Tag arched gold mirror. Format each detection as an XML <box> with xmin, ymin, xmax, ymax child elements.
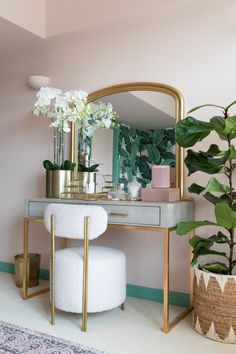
<box><xmin>71</xmin><ymin>82</ymin><xmax>184</xmax><ymax>196</ymax></box>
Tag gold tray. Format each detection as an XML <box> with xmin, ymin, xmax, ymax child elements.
<box><xmin>61</xmin><ymin>192</ymin><xmax>108</xmax><ymax>201</ymax></box>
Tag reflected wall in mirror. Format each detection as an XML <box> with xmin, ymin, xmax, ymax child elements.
<box><xmin>71</xmin><ymin>83</ymin><xmax>184</xmax><ymax>195</ymax></box>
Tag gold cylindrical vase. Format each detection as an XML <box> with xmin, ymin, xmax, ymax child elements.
<box><xmin>46</xmin><ymin>170</ymin><xmax>72</xmax><ymax>198</ymax></box>
<box><xmin>73</xmin><ymin>172</ymin><xmax>97</xmax><ymax>194</ymax></box>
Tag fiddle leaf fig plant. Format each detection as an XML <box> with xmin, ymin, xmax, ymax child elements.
<box><xmin>176</xmin><ymin>100</ymin><xmax>236</xmax><ymax>275</ymax></box>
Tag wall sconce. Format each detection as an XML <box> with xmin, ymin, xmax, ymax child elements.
<box><xmin>27</xmin><ymin>75</ymin><xmax>50</xmax><ymax>90</ymax></box>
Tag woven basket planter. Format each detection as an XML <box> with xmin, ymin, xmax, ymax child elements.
<box><xmin>193</xmin><ymin>266</ymin><xmax>236</xmax><ymax>343</ymax></box>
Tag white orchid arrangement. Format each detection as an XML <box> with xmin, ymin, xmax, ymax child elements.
<box><xmin>33</xmin><ymin>87</ymin><xmax>117</xmax><ymax>138</ymax></box>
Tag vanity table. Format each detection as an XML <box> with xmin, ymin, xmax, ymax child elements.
<box><xmin>23</xmin><ymin>197</ymin><xmax>194</xmax><ymax>333</ymax></box>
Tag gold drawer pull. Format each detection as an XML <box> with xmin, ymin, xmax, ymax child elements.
<box><xmin>109</xmin><ymin>212</ymin><xmax>129</xmax><ymax>217</ymax></box>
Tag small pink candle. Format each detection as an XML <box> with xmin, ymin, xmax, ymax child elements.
<box><xmin>152</xmin><ymin>165</ymin><xmax>171</xmax><ymax>188</ymax></box>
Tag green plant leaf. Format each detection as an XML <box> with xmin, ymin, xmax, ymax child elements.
<box><xmin>230</xmin><ymin>145</ymin><xmax>236</xmax><ymax>160</ymax></box>
<box><xmin>209</xmin><ymin>231</ymin><xmax>229</xmax><ymax>244</ymax></box>
<box><xmin>204</xmin><ymin>177</ymin><xmax>230</xmax><ymax>193</ymax></box>
<box><xmin>215</xmin><ymin>202</ymin><xmax>236</xmax><ymax>228</ymax></box>
<box><xmin>176</xmin><ymin>117</ymin><xmax>212</xmax><ymax>148</ymax></box>
<box><xmin>210</xmin><ymin>116</ymin><xmax>227</xmax><ymax>140</ymax></box>
<box><xmin>205</xmin><ymin>144</ymin><xmax>222</xmax><ymax>157</ymax></box>
<box><xmin>146</xmin><ymin>145</ymin><xmax>160</xmax><ymax>164</ymax></box>
<box><xmin>203</xmin><ymin>192</ymin><xmax>231</xmax><ymax>205</ymax></box>
<box><xmin>62</xmin><ymin>160</ymin><xmax>76</xmax><ymax>171</ymax></box>
<box><xmin>187</xmin><ymin>104</ymin><xmax>224</xmax><ymax>114</ymax></box>
<box><xmin>224</xmin><ymin>116</ymin><xmax>236</xmax><ymax>138</ymax></box>
<box><xmin>188</xmin><ymin>183</ymin><xmax>205</xmax><ymax>194</ymax></box>
<box><xmin>201</xmin><ymin>262</ymin><xmax>229</xmax><ymax>274</ymax></box>
<box><xmin>189</xmin><ymin>235</ymin><xmax>214</xmax><ymax>250</ymax></box>
<box><xmin>77</xmin><ymin>164</ymin><xmax>99</xmax><ymax>172</ymax></box>
<box><xmin>184</xmin><ymin>150</ymin><xmax>225</xmax><ymax>175</ymax></box>
<box><xmin>135</xmin><ymin>156</ymin><xmax>151</xmax><ymax>180</ymax></box>
<box><xmin>153</xmin><ymin>129</ymin><xmax>165</xmax><ymax>145</ymax></box>
<box><xmin>43</xmin><ymin>160</ymin><xmax>60</xmax><ymax>170</ymax></box>
<box><xmin>193</xmin><ymin>248</ymin><xmax>227</xmax><ymax>258</ymax></box>
<box><xmin>43</xmin><ymin>160</ymin><xmax>54</xmax><ymax>170</ymax></box>
<box><xmin>176</xmin><ymin>220</ymin><xmax>216</xmax><ymax>235</ymax></box>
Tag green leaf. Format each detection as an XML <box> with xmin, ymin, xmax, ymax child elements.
<box><xmin>204</xmin><ymin>177</ymin><xmax>230</xmax><ymax>193</ymax></box>
<box><xmin>201</xmin><ymin>262</ymin><xmax>229</xmax><ymax>274</ymax></box>
<box><xmin>205</xmin><ymin>144</ymin><xmax>222</xmax><ymax>157</ymax></box>
<box><xmin>184</xmin><ymin>150</ymin><xmax>225</xmax><ymax>175</ymax></box>
<box><xmin>230</xmin><ymin>145</ymin><xmax>236</xmax><ymax>160</ymax></box>
<box><xmin>193</xmin><ymin>248</ymin><xmax>227</xmax><ymax>258</ymax></box>
<box><xmin>210</xmin><ymin>116</ymin><xmax>227</xmax><ymax>139</ymax></box>
<box><xmin>62</xmin><ymin>160</ymin><xmax>76</xmax><ymax>171</ymax></box>
<box><xmin>189</xmin><ymin>235</ymin><xmax>214</xmax><ymax>250</ymax></box>
<box><xmin>77</xmin><ymin>164</ymin><xmax>99</xmax><ymax>172</ymax></box>
<box><xmin>209</xmin><ymin>231</ymin><xmax>229</xmax><ymax>244</ymax></box>
<box><xmin>232</xmin><ymin>203</ymin><xmax>236</xmax><ymax>212</ymax></box>
<box><xmin>203</xmin><ymin>192</ymin><xmax>231</xmax><ymax>205</ymax></box>
<box><xmin>146</xmin><ymin>145</ymin><xmax>160</xmax><ymax>164</ymax></box>
<box><xmin>188</xmin><ymin>183</ymin><xmax>205</xmax><ymax>195</ymax></box>
<box><xmin>224</xmin><ymin>116</ymin><xmax>236</xmax><ymax>138</ymax></box>
<box><xmin>153</xmin><ymin>129</ymin><xmax>165</xmax><ymax>145</ymax></box>
<box><xmin>187</xmin><ymin>104</ymin><xmax>224</xmax><ymax>114</ymax></box>
<box><xmin>135</xmin><ymin>156</ymin><xmax>151</xmax><ymax>180</ymax></box>
<box><xmin>215</xmin><ymin>202</ymin><xmax>236</xmax><ymax>228</ymax></box>
<box><xmin>43</xmin><ymin>160</ymin><xmax>54</xmax><ymax>170</ymax></box>
<box><xmin>176</xmin><ymin>117</ymin><xmax>212</xmax><ymax>148</ymax></box>
<box><xmin>176</xmin><ymin>220</ymin><xmax>216</xmax><ymax>235</ymax></box>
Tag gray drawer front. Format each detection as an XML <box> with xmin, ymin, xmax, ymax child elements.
<box><xmin>27</xmin><ymin>201</ymin><xmax>49</xmax><ymax>217</ymax></box>
<box><xmin>27</xmin><ymin>201</ymin><xmax>160</xmax><ymax>226</ymax></box>
<box><xmin>101</xmin><ymin>204</ymin><xmax>160</xmax><ymax>226</ymax></box>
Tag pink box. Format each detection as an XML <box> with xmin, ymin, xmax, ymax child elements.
<box><xmin>152</xmin><ymin>165</ymin><xmax>176</xmax><ymax>188</ymax></box>
<box><xmin>141</xmin><ymin>187</ymin><xmax>180</xmax><ymax>202</ymax></box>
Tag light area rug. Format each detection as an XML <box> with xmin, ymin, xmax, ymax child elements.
<box><xmin>0</xmin><ymin>320</ymin><xmax>109</xmax><ymax>354</ymax></box>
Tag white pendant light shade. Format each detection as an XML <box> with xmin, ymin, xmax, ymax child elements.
<box><xmin>28</xmin><ymin>75</ymin><xmax>50</xmax><ymax>90</ymax></box>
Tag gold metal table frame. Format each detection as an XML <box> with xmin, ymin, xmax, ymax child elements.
<box><xmin>22</xmin><ymin>216</ymin><xmax>193</xmax><ymax>334</ymax></box>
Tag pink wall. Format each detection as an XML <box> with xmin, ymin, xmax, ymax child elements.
<box><xmin>0</xmin><ymin>2</ymin><xmax>236</xmax><ymax>292</ymax></box>
<box><xmin>0</xmin><ymin>0</ymin><xmax>45</xmax><ymax>37</ymax></box>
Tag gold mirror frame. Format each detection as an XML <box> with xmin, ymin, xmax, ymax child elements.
<box><xmin>71</xmin><ymin>82</ymin><xmax>184</xmax><ymax>196</ymax></box>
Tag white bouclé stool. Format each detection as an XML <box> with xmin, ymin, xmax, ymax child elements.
<box><xmin>44</xmin><ymin>203</ymin><xmax>126</xmax><ymax>331</ymax></box>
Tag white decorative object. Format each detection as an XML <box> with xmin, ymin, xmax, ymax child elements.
<box><xmin>55</xmin><ymin>246</ymin><xmax>126</xmax><ymax>313</ymax></box>
<box><xmin>32</xmin><ymin>87</ymin><xmax>117</xmax><ymax>166</ymax></box>
<box><xmin>44</xmin><ymin>204</ymin><xmax>126</xmax><ymax>318</ymax></box>
<box><xmin>127</xmin><ymin>179</ymin><xmax>141</xmax><ymax>200</ymax></box>
<box><xmin>27</xmin><ymin>75</ymin><xmax>50</xmax><ymax>90</ymax></box>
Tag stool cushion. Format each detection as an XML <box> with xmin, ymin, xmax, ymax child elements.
<box><xmin>54</xmin><ymin>246</ymin><xmax>126</xmax><ymax>313</ymax></box>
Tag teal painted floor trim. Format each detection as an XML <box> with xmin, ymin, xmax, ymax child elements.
<box><xmin>0</xmin><ymin>262</ymin><xmax>15</xmax><ymax>274</ymax></box>
<box><xmin>127</xmin><ymin>284</ymin><xmax>189</xmax><ymax>308</ymax></box>
<box><xmin>0</xmin><ymin>262</ymin><xmax>189</xmax><ymax>307</ymax></box>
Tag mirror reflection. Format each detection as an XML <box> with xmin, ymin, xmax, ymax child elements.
<box><xmin>71</xmin><ymin>83</ymin><xmax>184</xmax><ymax>195</ymax></box>
<box><xmin>90</xmin><ymin>90</ymin><xmax>176</xmax><ymax>192</ymax></box>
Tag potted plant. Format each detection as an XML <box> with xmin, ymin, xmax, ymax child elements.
<box><xmin>43</xmin><ymin>160</ymin><xmax>76</xmax><ymax>198</ymax></box>
<box><xmin>32</xmin><ymin>87</ymin><xmax>117</xmax><ymax>197</ymax></box>
<box><xmin>176</xmin><ymin>100</ymin><xmax>236</xmax><ymax>343</ymax></box>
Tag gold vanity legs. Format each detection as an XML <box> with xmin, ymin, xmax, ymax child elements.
<box><xmin>162</xmin><ymin>226</ymin><xmax>193</xmax><ymax>333</ymax></box>
<box><xmin>50</xmin><ymin>214</ymin><xmax>55</xmax><ymax>325</ymax></box>
<box><xmin>82</xmin><ymin>216</ymin><xmax>89</xmax><ymax>332</ymax></box>
<box><xmin>22</xmin><ymin>217</ymin><xmax>49</xmax><ymax>300</ymax></box>
<box><xmin>163</xmin><ymin>228</ymin><xmax>170</xmax><ymax>333</ymax></box>
<box><xmin>22</xmin><ymin>218</ymin><xmax>193</xmax><ymax>333</ymax></box>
